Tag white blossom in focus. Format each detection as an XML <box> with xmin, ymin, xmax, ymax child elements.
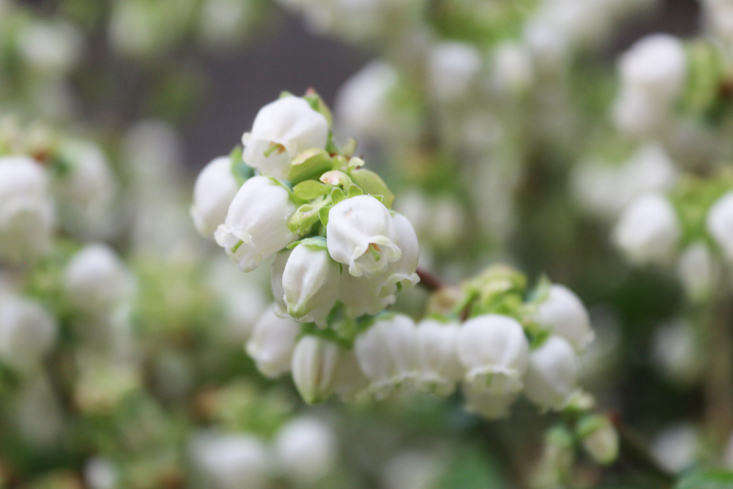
<box><xmin>457</xmin><ymin>314</ymin><xmax>529</xmax><ymax>395</ymax></box>
<box><xmin>215</xmin><ymin>176</ymin><xmax>298</xmax><ymax>271</ymax></box>
<box><xmin>327</xmin><ymin>195</ymin><xmax>400</xmax><ymax>277</ymax></box>
<box><xmin>354</xmin><ymin>314</ymin><xmax>419</xmax><ymax>398</ymax></box>
<box><xmin>291</xmin><ymin>335</ymin><xmax>341</xmax><ymax>403</ymax></box>
<box><xmin>613</xmin><ymin>194</ymin><xmax>680</xmax><ymax>265</ymax></box>
<box><xmin>246</xmin><ymin>305</ymin><xmax>301</xmax><ymax>378</ymax></box>
<box><xmin>706</xmin><ymin>191</ymin><xmax>733</xmax><ymax>263</ymax></box>
<box><xmin>275</xmin><ymin>416</ymin><xmax>337</xmax><ymax>483</ymax></box>
<box><xmin>533</xmin><ymin>284</ymin><xmax>594</xmax><ymax>351</ymax></box>
<box><xmin>191</xmin><ymin>156</ymin><xmax>240</xmax><ymax>239</ymax></box>
<box><xmin>0</xmin><ymin>156</ymin><xmax>55</xmax><ymax>263</ymax></box>
<box><xmin>242</xmin><ymin>96</ymin><xmax>329</xmax><ymax>180</ymax></box>
<box><xmin>524</xmin><ymin>336</ymin><xmax>578</xmax><ymax>411</ymax></box>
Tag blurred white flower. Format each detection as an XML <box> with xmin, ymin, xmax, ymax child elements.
<box><xmin>13</xmin><ymin>374</ymin><xmax>64</xmax><ymax>447</ymax></box>
<box><xmin>706</xmin><ymin>191</ymin><xmax>733</xmax><ymax>263</ymax></box>
<box><xmin>280</xmin><ymin>243</ymin><xmax>340</xmax><ymax>327</ymax></box>
<box><xmin>651</xmin><ymin>424</ymin><xmax>698</xmax><ymax>473</ymax></box>
<box><xmin>190</xmin><ymin>432</ymin><xmax>270</xmax><ymax>489</ymax></box>
<box><xmin>579</xmin><ymin>416</ymin><xmax>619</xmax><ymax>465</ymax></box>
<box><xmin>614</xmin><ymin>194</ymin><xmax>680</xmax><ymax>265</ymax></box>
<box><xmin>215</xmin><ymin>176</ymin><xmax>297</xmax><ymax>272</ymax></box>
<box><xmin>524</xmin><ymin>336</ymin><xmax>578</xmax><ymax>411</ymax></box>
<box><xmin>652</xmin><ymin>320</ymin><xmax>701</xmax><ymax>385</ymax></box>
<box><xmin>17</xmin><ymin>20</ymin><xmax>82</xmax><ymax>74</ymax></box>
<box><xmin>677</xmin><ymin>242</ymin><xmax>716</xmax><ymax>302</ymax></box>
<box><xmin>199</xmin><ymin>0</ymin><xmax>250</xmax><ymax>46</ymax></box>
<box><xmin>415</xmin><ymin>319</ymin><xmax>463</xmax><ymax>396</ymax></box>
<box><xmin>242</xmin><ymin>96</ymin><xmax>329</xmax><ymax>180</ymax></box>
<box><xmin>275</xmin><ymin>416</ymin><xmax>336</xmax><ymax>483</ymax></box>
<box><xmin>457</xmin><ymin>314</ymin><xmax>529</xmax><ymax>395</ymax></box>
<box><xmin>327</xmin><ymin>195</ymin><xmax>400</xmax><ymax>277</ymax></box>
<box><xmin>533</xmin><ymin>284</ymin><xmax>594</xmax><ymax>351</ymax></box>
<box><xmin>191</xmin><ymin>156</ymin><xmax>240</xmax><ymax>239</ymax></box>
<box><xmin>84</xmin><ymin>457</ymin><xmax>119</xmax><ymax>489</ymax></box>
<box><xmin>354</xmin><ymin>314</ymin><xmax>419</xmax><ymax>398</ymax></box>
<box><xmin>462</xmin><ymin>381</ymin><xmax>518</xmax><ymax>420</ymax></box>
<box><xmin>383</xmin><ymin>450</ymin><xmax>444</xmax><ymax>489</ymax></box>
<box><xmin>0</xmin><ymin>156</ymin><xmax>54</xmax><ymax>263</ymax></box>
<box><xmin>332</xmin><ymin>348</ymin><xmax>369</xmax><ymax>402</ymax></box>
<box><xmin>335</xmin><ymin>61</ymin><xmax>398</xmax><ymax>141</ymax></box>
<box><xmin>0</xmin><ymin>294</ymin><xmax>57</xmax><ymax>373</ymax></box>
<box><xmin>428</xmin><ymin>42</ymin><xmax>482</xmax><ymax>102</ymax></box>
<box><xmin>246</xmin><ymin>305</ymin><xmax>301</xmax><ymax>378</ymax></box>
<box><xmin>703</xmin><ymin>0</ymin><xmax>733</xmax><ymax>43</ymax></box>
<box><xmin>618</xmin><ymin>34</ymin><xmax>686</xmax><ymax>102</ymax></box>
<box><xmin>492</xmin><ymin>41</ymin><xmax>534</xmax><ymax>94</ymax></box>
<box><xmin>291</xmin><ymin>335</ymin><xmax>341</xmax><ymax>403</ymax></box>
<box><xmin>64</xmin><ymin>244</ymin><xmax>134</xmax><ymax>316</ymax></box>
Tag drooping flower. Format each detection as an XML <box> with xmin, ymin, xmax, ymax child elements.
<box><xmin>613</xmin><ymin>193</ymin><xmax>680</xmax><ymax>265</ymax></box>
<box><xmin>523</xmin><ymin>336</ymin><xmax>579</xmax><ymax>411</ymax></box>
<box><xmin>291</xmin><ymin>335</ymin><xmax>341</xmax><ymax>403</ymax></box>
<box><xmin>0</xmin><ymin>293</ymin><xmax>57</xmax><ymax>373</ymax></box>
<box><xmin>246</xmin><ymin>305</ymin><xmax>301</xmax><ymax>378</ymax></box>
<box><xmin>415</xmin><ymin>319</ymin><xmax>463</xmax><ymax>396</ymax></box>
<box><xmin>533</xmin><ymin>284</ymin><xmax>594</xmax><ymax>351</ymax></box>
<box><xmin>191</xmin><ymin>156</ymin><xmax>240</xmax><ymax>239</ymax></box>
<box><xmin>215</xmin><ymin>175</ymin><xmax>298</xmax><ymax>272</ymax></box>
<box><xmin>189</xmin><ymin>432</ymin><xmax>270</xmax><ymax>489</ymax></box>
<box><xmin>275</xmin><ymin>416</ymin><xmax>336</xmax><ymax>484</ymax></box>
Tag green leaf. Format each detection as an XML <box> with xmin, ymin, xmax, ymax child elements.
<box><xmin>676</xmin><ymin>470</ymin><xmax>733</xmax><ymax>489</ymax></box>
<box><xmin>349</xmin><ymin>168</ymin><xmax>394</xmax><ymax>208</ymax></box>
<box><xmin>292</xmin><ymin>180</ymin><xmax>330</xmax><ymax>201</ymax></box>
<box><xmin>288</xmin><ymin>149</ymin><xmax>334</xmax><ymax>184</ymax></box>
<box><xmin>230</xmin><ymin>145</ymin><xmax>254</xmax><ymax>185</ymax></box>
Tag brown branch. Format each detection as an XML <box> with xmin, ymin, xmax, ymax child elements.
<box><xmin>416</xmin><ymin>267</ymin><xmax>444</xmax><ymax>291</ymax></box>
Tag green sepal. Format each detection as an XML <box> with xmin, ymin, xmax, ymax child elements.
<box><xmin>288</xmin><ymin>148</ymin><xmax>334</xmax><ymax>184</ymax></box>
<box><xmin>292</xmin><ymin>180</ymin><xmax>330</xmax><ymax>201</ymax></box>
<box><xmin>279</xmin><ymin>90</ymin><xmax>295</xmax><ymax>99</ymax></box>
<box><xmin>303</xmin><ymin>89</ymin><xmax>333</xmax><ymax>126</ymax></box>
<box><xmin>229</xmin><ymin>145</ymin><xmax>254</xmax><ymax>185</ymax></box>
<box><xmin>286</xmin><ymin>236</ymin><xmax>327</xmax><ymax>251</ymax></box>
<box><xmin>288</xmin><ymin>197</ymin><xmax>329</xmax><ymax>235</ymax></box>
<box><xmin>576</xmin><ymin>414</ymin><xmax>608</xmax><ymax>439</ymax></box>
<box><xmin>349</xmin><ymin>168</ymin><xmax>395</xmax><ymax>208</ymax></box>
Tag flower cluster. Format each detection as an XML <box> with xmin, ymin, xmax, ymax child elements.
<box><xmin>192</xmin><ymin>92</ymin><xmax>420</xmax><ymax>330</ymax></box>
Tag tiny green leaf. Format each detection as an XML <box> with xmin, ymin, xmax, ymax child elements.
<box><xmin>288</xmin><ymin>148</ymin><xmax>334</xmax><ymax>184</ymax></box>
<box><xmin>293</xmin><ymin>180</ymin><xmax>330</xmax><ymax>201</ymax></box>
<box><xmin>349</xmin><ymin>168</ymin><xmax>394</xmax><ymax>208</ymax></box>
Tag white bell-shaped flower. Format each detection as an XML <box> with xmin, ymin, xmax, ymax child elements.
<box><xmin>677</xmin><ymin>242</ymin><xmax>716</xmax><ymax>302</ymax></box>
<box><xmin>457</xmin><ymin>314</ymin><xmax>529</xmax><ymax>395</ymax></box>
<box><xmin>84</xmin><ymin>457</ymin><xmax>119</xmax><ymax>489</ymax></box>
<box><xmin>191</xmin><ymin>156</ymin><xmax>240</xmax><ymax>239</ymax></box>
<box><xmin>354</xmin><ymin>314</ymin><xmax>419</xmax><ymax>398</ymax></box>
<box><xmin>613</xmin><ymin>193</ymin><xmax>680</xmax><ymax>265</ymax></box>
<box><xmin>189</xmin><ymin>432</ymin><xmax>270</xmax><ymax>489</ymax></box>
<box><xmin>650</xmin><ymin>424</ymin><xmax>698</xmax><ymax>473</ymax></box>
<box><xmin>707</xmin><ymin>191</ymin><xmax>733</xmax><ymax>263</ymax></box>
<box><xmin>327</xmin><ymin>195</ymin><xmax>400</xmax><ymax>277</ymax></box>
<box><xmin>379</xmin><ymin>212</ymin><xmax>420</xmax><ymax>295</ymax></box>
<box><xmin>428</xmin><ymin>42</ymin><xmax>482</xmax><ymax>102</ymax></box>
<box><xmin>280</xmin><ymin>242</ymin><xmax>340</xmax><ymax>327</ymax></box>
<box><xmin>0</xmin><ymin>156</ymin><xmax>54</xmax><ymax>263</ymax></box>
<box><xmin>462</xmin><ymin>380</ymin><xmax>518</xmax><ymax>420</ymax></box>
<box><xmin>524</xmin><ymin>336</ymin><xmax>579</xmax><ymax>411</ymax></box>
<box><xmin>533</xmin><ymin>284</ymin><xmax>594</xmax><ymax>351</ymax></box>
<box><xmin>332</xmin><ymin>348</ymin><xmax>369</xmax><ymax>402</ymax></box>
<box><xmin>382</xmin><ymin>451</ymin><xmax>444</xmax><ymax>489</ymax></box>
<box><xmin>291</xmin><ymin>335</ymin><xmax>341</xmax><ymax>403</ymax></box>
<box><xmin>0</xmin><ymin>294</ymin><xmax>57</xmax><ymax>373</ymax></box>
<box><xmin>215</xmin><ymin>175</ymin><xmax>298</xmax><ymax>272</ymax></box>
<box><xmin>242</xmin><ymin>96</ymin><xmax>329</xmax><ymax>180</ymax></box>
<box><xmin>339</xmin><ymin>272</ymin><xmax>396</xmax><ymax>318</ymax></box>
<box><xmin>246</xmin><ymin>305</ymin><xmax>301</xmax><ymax>378</ymax></box>
<box><xmin>275</xmin><ymin>416</ymin><xmax>336</xmax><ymax>484</ymax></box>
<box><xmin>618</xmin><ymin>34</ymin><xmax>686</xmax><ymax>102</ymax></box>
<box><xmin>64</xmin><ymin>243</ymin><xmax>134</xmax><ymax>316</ymax></box>
<box><xmin>415</xmin><ymin>319</ymin><xmax>463</xmax><ymax>396</ymax></box>
<box><xmin>17</xmin><ymin>20</ymin><xmax>82</xmax><ymax>75</ymax></box>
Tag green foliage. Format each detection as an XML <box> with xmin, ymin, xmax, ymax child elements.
<box><xmin>675</xmin><ymin>470</ymin><xmax>733</xmax><ymax>489</ymax></box>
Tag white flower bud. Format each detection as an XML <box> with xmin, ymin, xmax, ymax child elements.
<box><xmin>275</xmin><ymin>416</ymin><xmax>336</xmax><ymax>484</ymax></box>
<box><xmin>379</xmin><ymin>212</ymin><xmax>420</xmax><ymax>294</ymax></box>
<box><xmin>190</xmin><ymin>432</ymin><xmax>270</xmax><ymax>489</ymax></box>
<box><xmin>462</xmin><ymin>380</ymin><xmax>518</xmax><ymax>420</ymax></box>
<box><xmin>64</xmin><ymin>244</ymin><xmax>134</xmax><ymax>316</ymax></box>
<box><xmin>677</xmin><ymin>242</ymin><xmax>716</xmax><ymax>302</ymax></box>
<box><xmin>0</xmin><ymin>156</ymin><xmax>54</xmax><ymax>263</ymax></box>
<box><xmin>428</xmin><ymin>42</ymin><xmax>482</xmax><ymax>102</ymax></box>
<box><xmin>383</xmin><ymin>451</ymin><xmax>444</xmax><ymax>489</ymax></box>
<box><xmin>291</xmin><ymin>335</ymin><xmax>341</xmax><ymax>403</ymax></box>
<box><xmin>191</xmin><ymin>156</ymin><xmax>240</xmax><ymax>239</ymax></box>
<box><xmin>281</xmin><ymin>243</ymin><xmax>340</xmax><ymax>327</ymax></box>
<box><xmin>457</xmin><ymin>314</ymin><xmax>529</xmax><ymax>395</ymax></box>
<box><xmin>242</xmin><ymin>96</ymin><xmax>329</xmax><ymax>180</ymax></box>
<box><xmin>0</xmin><ymin>294</ymin><xmax>57</xmax><ymax>373</ymax></box>
<box><xmin>84</xmin><ymin>457</ymin><xmax>119</xmax><ymax>489</ymax></box>
<box><xmin>335</xmin><ymin>61</ymin><xmax>398</xmax><ymax>140</ymax></box>
<box><xmin>621</xmin><ymin>144</ymin><xmax>678</xmax><ymax>203</ymax></box>
<box><xmin>215</xmin><ymin>176</ymin><xmax>298</xmax><ymax>271</ymax></box>
<box><xmin>524</xmin><ymin>336</ymin><xmax>578</xmax><ymax>411</ymax></box>
<box><xmin>492</xmin><ymin>41</ymin><xmax>533</xmax><ymax>93</ymax></box>
<box><xmin>246</xmin><ymin>305</ymin><xmax>301</xmax><ymax>378</ymax></box>
<box><xmin>652</xmin><ymin>320</ymin><xmax>701</xmax><ymax>385</ymax></box>
<box><xmin>354</xmin><ymin>314</ymin><xmax>419</xmax><ymax>398</ymax></box>
<box><xmin>327</xmin><ymin>195</ymin><xmax>400</xmax><ymax>277</ymax></box>
<box><xmin>415</xmin><ymin>319</ymin><xmax>463</xmax><ymax>396</ymax></box>
<box><xmin>612</xmin><ymin>87</ymin><xmax>667</xmax><ymax>136</ymax></box>
<box><xmin>707</xmin><ymin>192</ymin><xmax>733</xmax><ymax>263</ymax></box>
<box><xmin>17</xmin><ymin>20</ymin><xmax>82</xmax><ymax>74</ymax></box>
<box><xmin>534</xmin><ymin>284</ymin><xmax>594</xmax><ymax>352</ymax></box>
<box><xmin>619</xmin><ymin>34</ymin><xmax>686</xmax><ymax>102</ymax></box>
<box><xmin>651</xmin><ymin>424</ymin><xmax>698</xmax><ymax>473</ymax></box>
<box><xmin>613</xmin><ymin>194</ymin><xmax>680</xmax><ymax>265</ymax></box>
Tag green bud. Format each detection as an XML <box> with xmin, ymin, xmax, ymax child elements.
<box><xmin>349</xmin><ymin>168</ymin><xmax>394</xmax><ymax>208</ymax></box>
